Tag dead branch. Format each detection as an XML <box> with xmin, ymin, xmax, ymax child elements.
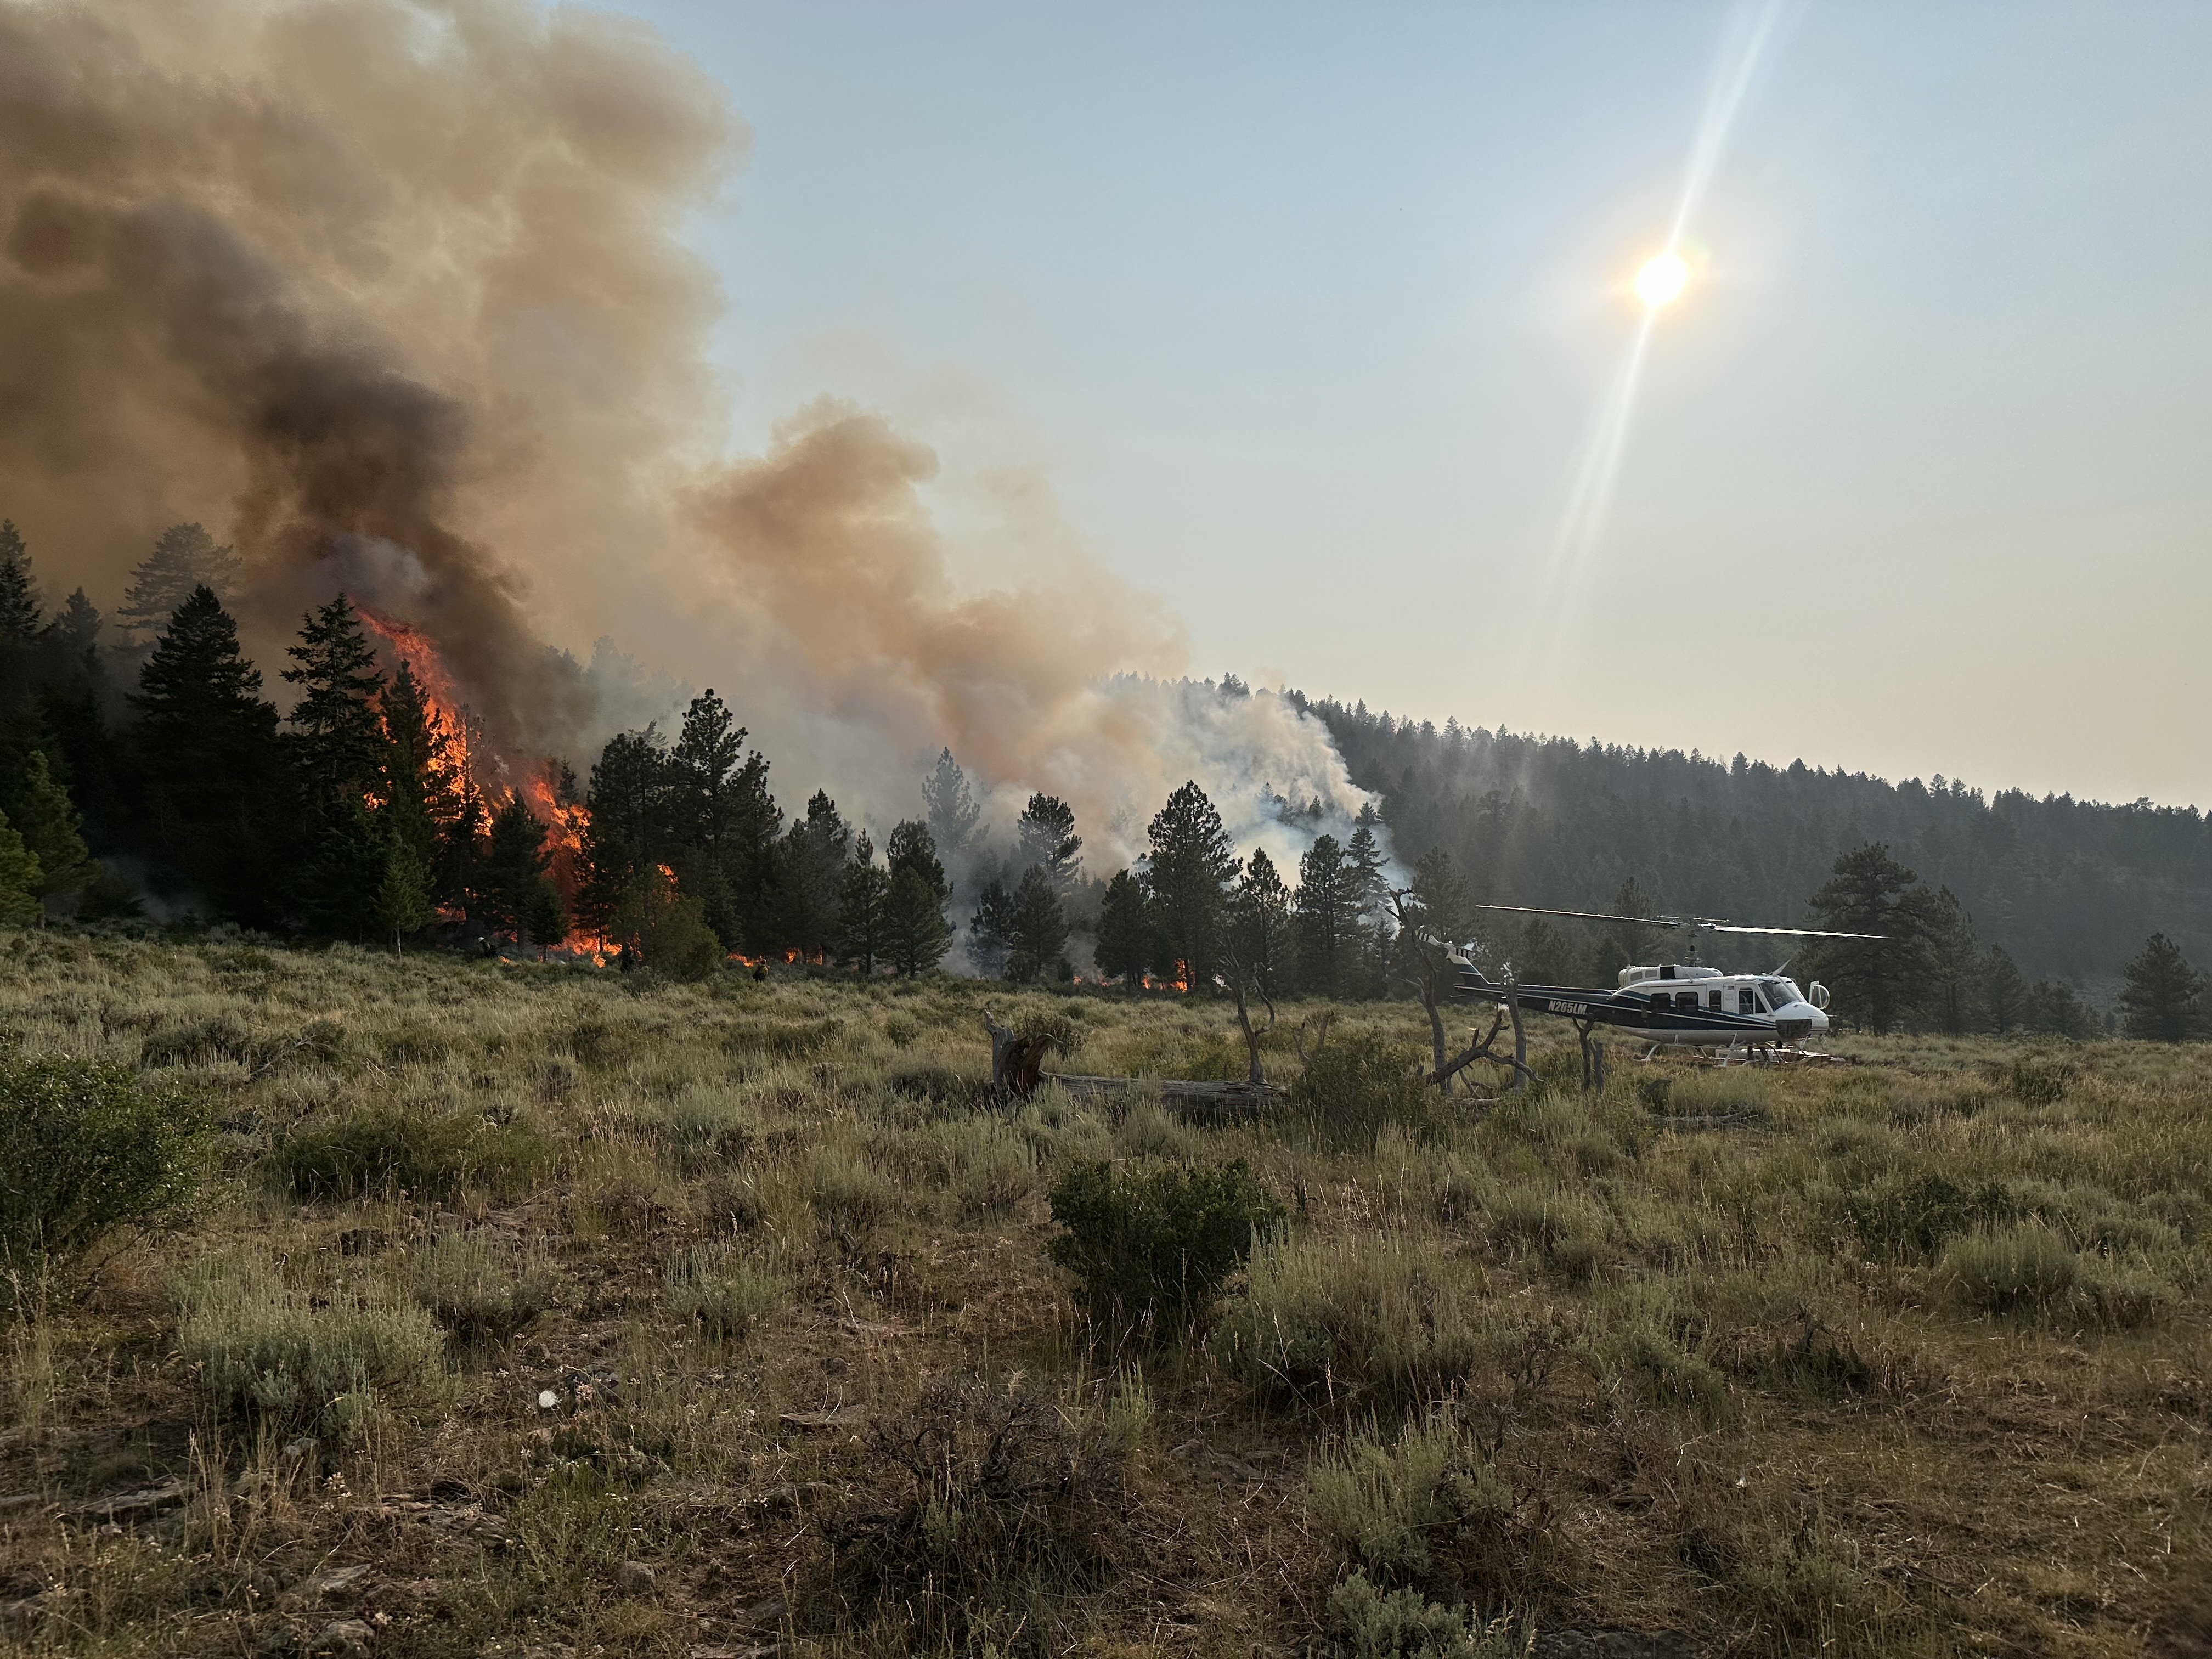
<box><xmin>1294</xmin><ymin>1011</ymin><xmax>1336</xmax><ymax>1071</ymax></box>
<box><xmin>1431</xmin><ymin>1006</ymin><xmax>1536</xmax><ymax>1093</ymax></box>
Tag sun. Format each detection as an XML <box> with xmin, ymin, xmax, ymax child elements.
<box><xmin>1634</xmin><ymin>251</ymin><xmax>1689</xmax><ymax>308</ymax></box>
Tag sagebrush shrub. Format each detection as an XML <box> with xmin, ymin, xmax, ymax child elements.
<box><xmin>807</xmin><ymin>1142</ymin><xmax>895</xmax><ymax>1244</ymax></box>
<box><xmin>173</xmin><ymin>1252</ymin><xmax>444</xmax><ymax>1438</ymax></box>
<box><xmin>1940</xmin><ymin>1224</ymin><xmax>2171</xmax><ymax>1329</ymax></box>
<box><xmin>413</xmin><ymin>1231</ymin><xmax>554</xmax><ymax>1344</ymax></box>
<box><xmin>1306</xmin><ymin>1413</ymin><xmax>1520</xmax><ymax>1598</ymax></box>
<box><xmin>0</xmin><ymin>1051</ymin><xmax>208</xmax><ymax>1301</ymax></box>
<box><xmin>272</xmin><ymin>1105</ymin><xmax>545</xmax><ymax>1201</ymax></box>
<box><xmin>1290</xmin><ymin>1031</ymin><xmax>1436</xmax><ymax>1152</ymax></box>
<box><xmin>1218</xmin><ymin>1232</ymin><xmax>1481</xmax><ymax>1410</ymax></box>
<box><xmin>664</xmin><ymin>1240</ymin><xmax>786</xmax><ymax>1340</ymax></box>
<box><xmin>1325</xmin><ymin>1571</ymin><xmax>1527</xmax><ymax>1659</ymax></box>
<box><xmin>1045</xmin><ymin>1158</ymin><xmax>1283</xmax><ymax>1340</ymax></box>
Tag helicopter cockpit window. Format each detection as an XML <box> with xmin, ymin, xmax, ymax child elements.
<box><xmin>1762</xmin><ymin>979</ymin><xmax>1801</xmax><ymax>1011</ymax></box>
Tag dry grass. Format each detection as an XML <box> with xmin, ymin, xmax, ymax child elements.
<box><xmin>0</xmin><ymin>929</ymin><xmax>2207</xmax><ymax>1657</ymax></box>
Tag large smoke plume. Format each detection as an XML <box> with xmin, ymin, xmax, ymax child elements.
<box><xmin>0</xmin><ymin>0</ymin><xmax>1381</xmax><ymax>876</ymax></box>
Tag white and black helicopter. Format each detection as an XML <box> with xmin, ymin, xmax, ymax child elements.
<box><xmin>1449</xmin><ymin>904</ymin><xmax>1884</xmax><ymax>1052</ymax></box>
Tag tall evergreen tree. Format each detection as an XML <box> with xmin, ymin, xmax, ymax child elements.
<box><xmin>922</xmin><ymin>748</ymin><xmax>983</xmax><ymax>863</ymax></box>
<box><xmin>1345</xmin><ymin>803</ymin><xmax>1390</xmax><ymax>918</ymax></box>
<box><xmin>667</xmin><ymin>691</ymin><xmax>781</xmax><ymax>947</ymax></box>
<box><xmin>779</xmin><ymin>790</ymin><xmax>851</xmax><ymax>960</ymax></box>
<box><xmin>1095</xmin><ymin>869</ymin><xmax>1152</xmax><ymax>990</ymax></box>
<box><xmin>1005</xmin><ymin>864</ymin><xmax>1069</xmax><ymax>983</ymax></box>
<box><xmin>1143</xmin><ymin>781</ymin><xmax>1240</xmax><ymax>990</ymax></box>
<box><xmin>968</xmin><ymin>877</ymin><xmax>1016</xmax><ymax>978</ymax></box>
<box><xmin>1295</xmin><ymin>834</ymin><xmax>1359</xmax><ymax>997</ymax></box>
<box><xmin>1980</xmin><ymin>945</ymin><xmax>2028</xmax><ymax>1034</ymax></box>
<box><xmin>1920</xmin><ymin>888</ymin><xmax>1985</xmax><ymax>1034</ymax></box>
<box><xmin>2118</xmin><ymin>933</ymin><xmax>2205</xmax><ymax>1041</ymax></box>
<box><xmin>883</xmin><ymin>819</ymin><xmax>953</xmax><ymax>975</ymax></box>
<box><xmin>2</xmin><ymin>751</ymin><xmax>91</xmax><ymax>904</ymax></box>
<box><xmin>578</xmin><ymin>726</ymin><xmax>673</xmax><ymax>933</ymax></box>
<box><xmin>1225</xmin><ymin>847</ymin><xmax>1294</xmax><ymax>1002</ymax></box>
<box><xmin>0</xmin><ymin>806</ymin><xmax>42</xmax><ymax>924</ymax></box>
<box><xmin>836</xmin><ymin>832</ymin><xmax>891</xmax><ymax>975</ymax></box>
<box><xmin>0</xmin><ymin>521</ymin><xmax>39</xmax><ymax>645</ymax></box>
<box><xmin>116</xmin><ymin>524</ymin><xmax>241</xmax><ymax>644</ymax></box>
<box><xmin>1804</xmin><ymin>842</ymin><xmax>1945</xmax><ymax>1034</ymax></box>
<box><xmin>478</xmin><ymin>797</ymin><xmax>563</xmax><ymax>941</ymax></box>
<box><xmin>129</xmin><ymin>586</ymin><xmax>284</xmax><ymax>922</ymax></box>
<box><xmin>283</xmin><ymin>595</ymin><xmax>388</xmax><ymax>810</ymax></box>
<box><xmin>1605</xmin><ymin>876</ymin><xmax>1661</xmax><ymax>973</ymax></box>
<box><xmin>1016</xmin><ymin>793</ymin><xmax>1082</xmax><ymax>890</ymax></box>
<box><xmin>378</xmin><ymin>659</ymin><xmax>470</xmax><ymax>910</ymax></box>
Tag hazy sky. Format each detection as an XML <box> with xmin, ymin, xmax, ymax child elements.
<box><xmin>605</xmin><ymin>1</ymin><xmax>2209</xmax><ymax>809</ymax></box>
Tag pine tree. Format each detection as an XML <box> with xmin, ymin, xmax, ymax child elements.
<box><xmin>836</xmin><ymin>833</ymin><xmax>891</xmax><ymax>975</ymax></box>
<box><xmin>1095</xmin><ymin>869</ymin><xmax>1152</xmax><ymax>990</ymax></box>
<box><xmin>283</xmin><ymin>595</ymin><xmax>388</xmax><ymax>810</ymax></box>
<box><xmin>478</xmin><ymin>797</ymin><xmax>557</xmax><ymax>939</ymax></box>
<box><xmin>1295</xmin><ymin>834</ymin><xmax>1359</xmax><ymax>997</ymax></box>
<box><xmin>1143</xmin><ymin>781</ymin><xmax>1240</xmax><ymax>990</ymax></box>
<box><xmin>3</xmin><ymin>751</ymin><xmax>91</xmax><ymax>901</ymax></box>
<box><xmin>116</xmin><ymin>524</ymin><xmax>240</xmax><ymax>644</ymax></box>
<box><xmin>1920</xmin><ymin>888</ymin><xmax>1985</xmax><ymax>1034</ymax></box>
<box><xmin>0</xmin><ymin>521</ymin><xmax>40</xmax><ymax>645</ymax></box>
<box><xmin>1345</xmin><ymin>803</ymin><xmax>1389</xmax><ymax>919</ymax></box>
<box><xmin>883</xmin><ymin>819</ymin><xmax>953</xmax><ymax>976</ymax></box>
<box><xmin>0</xmin><ymin>805</ymin><xmax>42</xmax><ymax>924</ymax></box>
<box><xmin>1389</xmin><ymin>846</ymin><xmax>1474</xmax><ymax>1082</ymax></box>
<box><xmin>1980</xmin><ymin>945</ymin><xmax>2028</xmax><ymax>1034</ymax></box>
<box><xmin>374</xmin><ymin>837</ymin><xmax>433</xmax><ymax>955</ymax></box>
<box><xmin>778</xmin><ymin>790</ymin><xmax>851</xmax><ymax>959</ymax></box>
<box><xmin>129</xmin><ymin>586</ymin><xmax>284</xmax><ymax>922</ymax></box>
<box><xmin>578</xmin><ymin>726</ymin><xmax>673</xmax><ymax>932</ymax></box>
<box><xmin>1006</xmin><ymin>864</ymin><xmax>1069</xmax><ymax>983</ymax></box>
<box><xmin>969</xmin><ymin>877</ymin><xmax>1015</xmax><ymax>978</ymax></box>
<box><xmin>1016</xmin><ymin>793</ymin><xmax>1082</xmax><ymax>890</ymax></box>
<box><xmin>1803</xmin><ymin>843</ymin><xmax>1945</xmax><ymax>1035</ymax></box>
<box><xmin>923</xmin><ymin>748</ymin><xmax>982</xmax><ymax>862</ymax></box>
<box><xmin>42</xmin><ymin>589</ymin><xmax>103</xmax><ymax>661</ymax></box>
<box><xmin>1226</xmin><ymin>847</ymin><xmax>1293</xmax><ymax>1001</ymax></box>
<box><xmin>2118</xmin><ymin>933</ymin><xmax>2205</xmax><ymax>1041</ymax></box>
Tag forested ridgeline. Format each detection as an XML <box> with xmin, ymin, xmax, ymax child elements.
<box><xmin>1296</xmin><ymin>694</ymin><xmax>2211</xmax><ymax>986</ymax></box>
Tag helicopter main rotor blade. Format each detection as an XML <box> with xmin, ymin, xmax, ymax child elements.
<box><xmin>1467</xmin><ymin>904</ymin><xmax>1885</xmax><ymax>942</ymax></box>
<box><xmin>1705</xmin><ymin>923</ymin><xmax>1887</xmax><ymax>940</ymax></box>
<box><xmin>1468</xmin><ymin>903</ymin><xmax>1680</xmax><ymax>928</ymax></box>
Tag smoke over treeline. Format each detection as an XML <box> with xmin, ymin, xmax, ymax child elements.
<box><xmin>0</xmin><ymin>0</ymin><xmax>1378</xmax><ymax>868</ymax></box>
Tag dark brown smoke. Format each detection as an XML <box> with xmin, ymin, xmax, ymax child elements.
<box><xmin>0</xmin><ymin>0</ymin><xmax>1375</xmax><ymax>864</ymax></box>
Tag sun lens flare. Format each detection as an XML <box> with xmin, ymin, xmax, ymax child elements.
<box><xmin>1634</xmin><ymin>251</ymin><xmax>1689</xmax><ymax>308</ymax></box>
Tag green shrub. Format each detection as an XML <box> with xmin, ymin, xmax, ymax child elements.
<box><xmin>807</xmin><ymin>1142</ymin><xmax>895</xmax><ymax>1245</ymax></box>
<box><xmin>1326</xmin><ymin>1571</ymin><xmax>1528</xmax><ymax>1659</ymax></box>
<box><xmin>664</xmin><ymin>1240</ymin><xmax>786</xmax><ymax>1340</ymax></box>
<box><xmin>2002</xmin><ymin>1058</ymin><xmax>2076</xmax><ymax>1106</ymax></box>
<box><xmin>1219</xmin><ymin>1232</ymin><xmax>1482</xmax><ymax>1411</ymax></box>
<box><xmin>412</xmin><ymin>1231</ymin><xmax>554</xmax><ymax>1345</ymax></box>
<box><xmin>139</xmin><ymin>1012</ymin><xmax>253</xmax><ymax>1068</ymax></box>
<box><xmin>1844</xmin><ymin>1172</ymin><xmax>2018</xmax><ymax>1261</ymax></box>
<box><xmin>1940</xmin><ymin>1225</ymin><xmax>2172</xmax><ymax>1329</ymax></box>
<box><xmin>1290</xmin><ymin>1031</ymin><xmax>1436</xmax><ymax>1152</ymax></box>
<box><xmin>173</xmin><ymin>1252</ymin><xmax>444</xmax><ymax>1438</ymax></box>
<box><xmin>271</xmin><ymin>1105</ymin><xmax>546</xmax><ymax>1202</ymax></box>
<box><xmin>1941</xmin><ymin>1224</ymin><xmax>2076</xmax><ymax>1317</ymax></box>
<box><xmin>1306</xmin><ymin>1413</ymin><xmax>1520</xmax><ymax>1596</ymax></box>
<box><xmin>0</xmin><ymin>1052</ymin><xmax>208</xmax><ymax>1300</ymax></box>
<box><xmin>1045</xmin><ymin>1158</ymin><xmax>1283</xmax><ymax>1340</ymax></box>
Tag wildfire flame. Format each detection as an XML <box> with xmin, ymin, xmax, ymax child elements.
<box><xmin>356</xmin><ymin>599</ymin><xmax>602</xmax><ymax>957</ymax></box>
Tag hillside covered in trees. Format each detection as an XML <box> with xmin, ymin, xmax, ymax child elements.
<box><xmin>1293</xmin><ymin>693</ymin><xmax>2210</xmax><ymax>989</ymax></box>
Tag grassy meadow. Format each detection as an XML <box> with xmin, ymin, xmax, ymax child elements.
<box><xmin>1</xmin><ymin>933</ymin><xmax>2208</xmax><ymax>1657</ymax></box>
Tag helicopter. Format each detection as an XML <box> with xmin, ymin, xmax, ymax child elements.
<box><xmin>1448</xmin><ymin>903</ymin><xmax>1884</xmax><ymax>1051</ymax></box>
